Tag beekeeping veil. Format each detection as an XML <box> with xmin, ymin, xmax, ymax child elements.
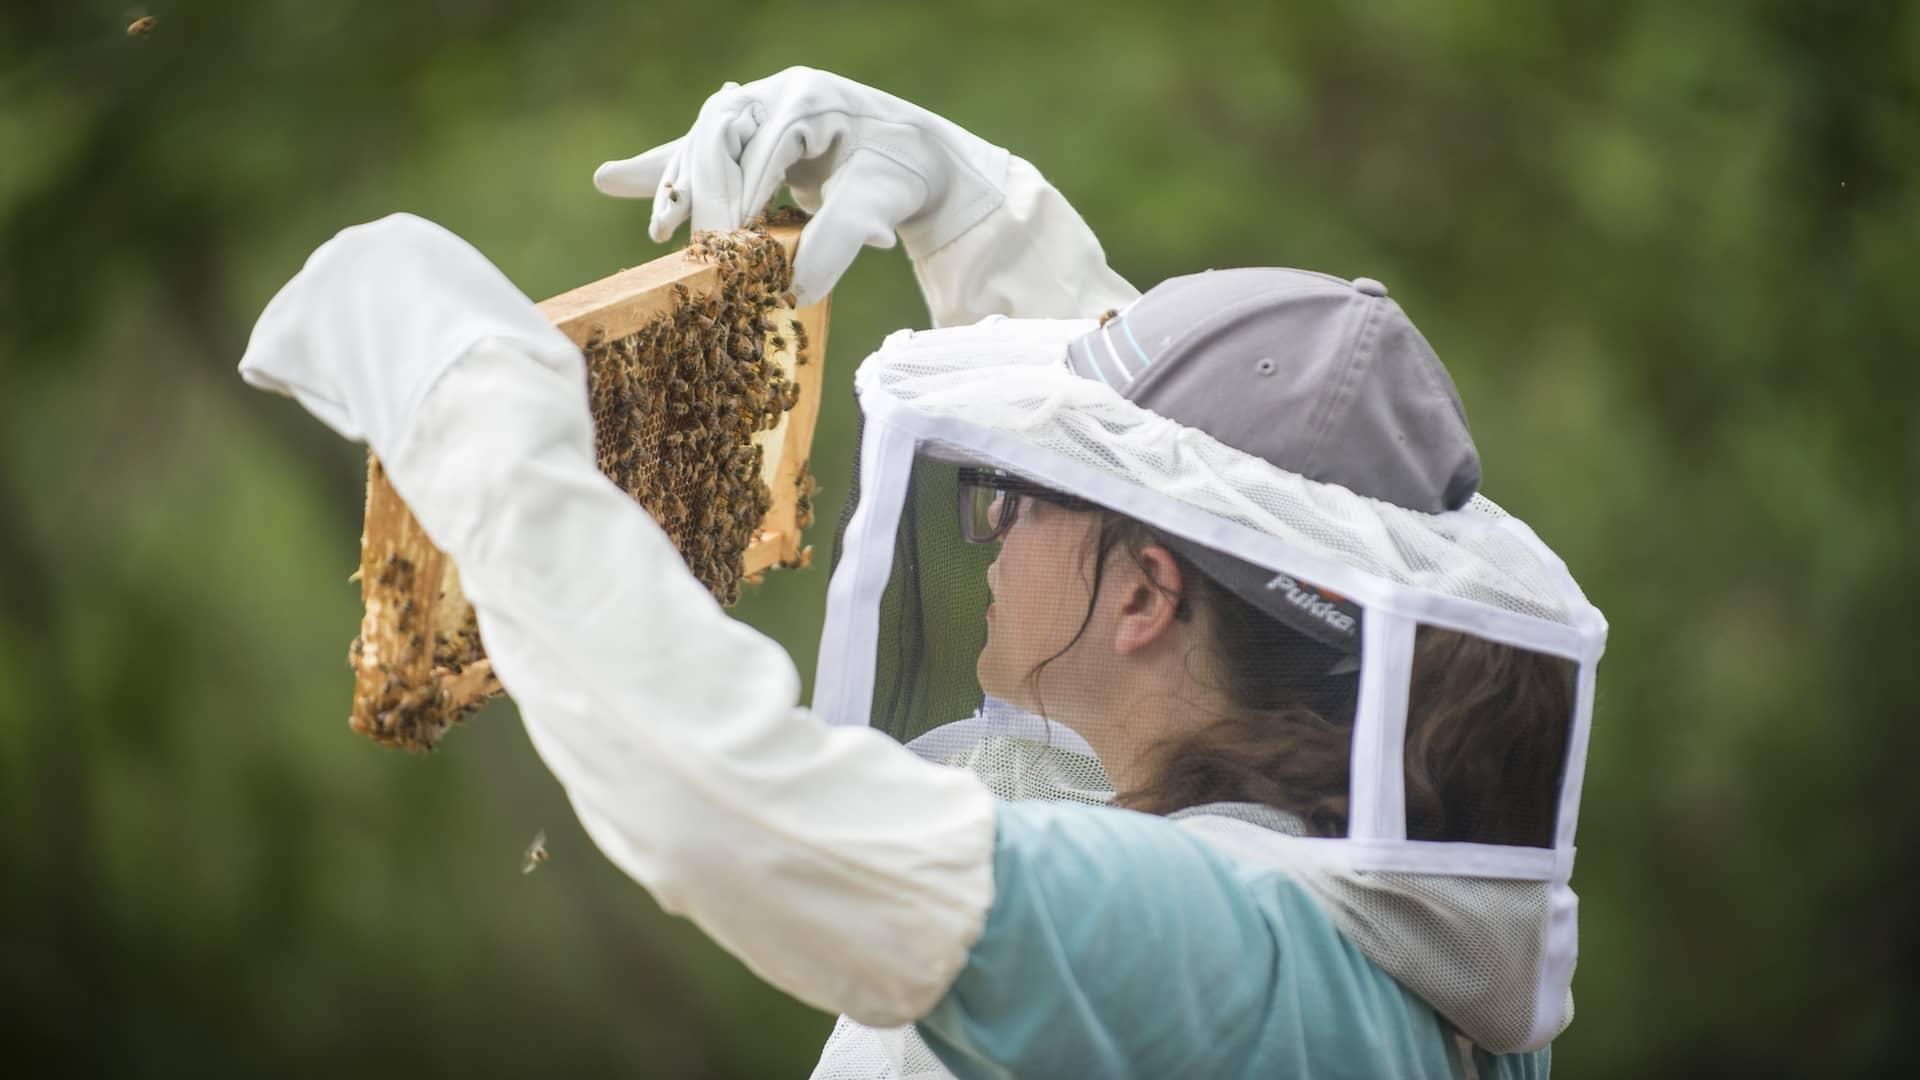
<box><xmin>808</xmin><ymin>269</ymin><xmax>1606</xmax><ymax>1074</ymax></box>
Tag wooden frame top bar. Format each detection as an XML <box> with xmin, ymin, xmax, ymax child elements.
<box><xmin>538</xmin><ymin>223</ymin><xmax>805</xmax><ymax>347</ymax></box>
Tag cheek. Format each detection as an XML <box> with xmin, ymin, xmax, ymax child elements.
<box><xmin>994</xmin><ymin>520</ymin><xmax>1094</xmax><ymax>647</ymax></box>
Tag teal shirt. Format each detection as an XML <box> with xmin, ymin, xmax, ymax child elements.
<box><xmin>917</xmin><ymin>800</ymin><xmax>1550</xmax><ymax>1079</ymax></box>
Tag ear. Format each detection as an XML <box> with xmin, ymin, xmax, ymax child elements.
<box><xmin>1113</xmin><ymin>544</ymin><xmax>1186</xmax><ymax>656</ymax></box>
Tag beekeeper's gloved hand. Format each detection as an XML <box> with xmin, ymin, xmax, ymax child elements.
<box><xmin>593</xmin><ymin>66</ymin><xmax>1010</xmax><ymax>310</ymax></box>
<box><xmin>594</xmin><ymin>67</ymin><xmax>1140</xmax><ymax>326</ymax></box>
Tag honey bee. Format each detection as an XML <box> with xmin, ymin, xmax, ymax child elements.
<box><xmin>522</xmin><ymin>830</ymin><xmax>550</xmax><ymax>874</ymax></box>
<box><xmin>127</xmin><ymin>14</ymin><xmax>156</xmax><ymax>37</ymax></box>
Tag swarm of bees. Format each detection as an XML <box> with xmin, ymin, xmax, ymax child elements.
<box><xmin>342</xmin><ymin>220</ymin><xmax>821</xmax><ymax>751</ymax></box>
<box><xmin>585</xmin><ymin>225</ymin><xmax>807</xmax><ymax>605</ymax></box>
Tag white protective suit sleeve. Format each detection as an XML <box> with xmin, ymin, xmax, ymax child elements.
<box><xmin>908</xmin><ymin>154</ymin><xmax>1141</xmax><ymax>329</ymax></box>
<box><xmin>239</xmin><ymin>213</ymin><xmax>998</xmax><ymax>1026</ymax></box>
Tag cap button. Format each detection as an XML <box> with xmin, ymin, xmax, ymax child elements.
<box><xmin>1352</xmin><ymin>276</ymin><xmax>1388</xmax><ymax>297</ymax></box>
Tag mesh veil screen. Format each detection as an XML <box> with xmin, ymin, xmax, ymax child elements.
<box><xmin>869</xmin><ymin>456</ymin><xmax>996</xmax><ymax>745</ymax></box>
<box><xmin>826</xmin><ymin>390</ymin><xmax>866</xmax><ymax>583</ymax></box>
<box><xmin>1403</xmin><ymin>625</ymin><xmax>1577</xmax><ymax>848</ymax></box>
<box><xmin>866</xmin><ymin>452</ymin><xmax>1364</xmax><ymax>832</ymax></box>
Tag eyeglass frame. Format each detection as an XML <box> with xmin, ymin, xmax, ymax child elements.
<box><xmin>955</xmin><ymin>466</ymin><xmax>1103</xmax><ymax>544</ymax></box>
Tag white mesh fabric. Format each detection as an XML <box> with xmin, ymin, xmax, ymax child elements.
<box><xmin>936</xmin><ymin>735</ymin><xmax>1115</xmax><ymax>806</ymax></box>
<box><xmin>1318</xmin><ymin>872</ymin><xmax>1573</xmax><ymax>1052</ymax></box>
<box><xmin>809</xmin><ymin>1015</ymin><xmax>954</xmax><ymax>1080</ymax></box>
<box><xmin>906</xmin><ymin>702</ymin><xmax>1115</xmax><ymax>806</ymax></box>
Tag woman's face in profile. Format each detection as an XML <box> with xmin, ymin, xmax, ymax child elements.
<box><xmin>975</xmin><ymin>494</ymin><xmax>1104</xmax><ymax>722</ymax></box>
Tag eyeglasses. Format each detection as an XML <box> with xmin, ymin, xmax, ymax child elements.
<box><xmin>956</xmin><ymin>467</ymin><xmax>1101</xmax><ymax>543</ymax></box>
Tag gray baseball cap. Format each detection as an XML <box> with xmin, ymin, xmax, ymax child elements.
<box><xmin>1066</xmin><ymin>267</ymin><xmax>1479</xmax><ymax>514</ymax></box>
<box><xmin>1064</xmin><ymin>268</ymin><xmax>1480</xmax><ymax>657</ymax></box>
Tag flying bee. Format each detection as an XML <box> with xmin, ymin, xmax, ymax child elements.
<box><xmin>127</xmin><ymin>14</ymin><xmax>156</xmax><ymax>37</ymax></box>
<box><xmin>522</xmin><ymin>830</ymin><xmax>550</xmax><ymax>875</ymax></box>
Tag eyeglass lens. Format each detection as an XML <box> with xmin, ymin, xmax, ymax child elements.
<box><xmin>959</xmin><ymin>481</ymin><xmax>1017</xmax><ymax>543</ymax></box>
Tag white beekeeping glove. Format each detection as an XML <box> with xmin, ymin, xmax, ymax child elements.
<box><xmin>595</xmin><ymin>67</ymin><xmax>1137</xmax><ymax>326</ymax></box>
<box><xmin>239</xmin><ymin>213</ymin><xmax>998</xmax><ymax>1027</ymax></box>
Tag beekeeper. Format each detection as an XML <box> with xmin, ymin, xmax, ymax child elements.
<box><xmin>241</xmin><ymin>68</ymin><xmax>1605</xmax><ymax>1079</ymax></box>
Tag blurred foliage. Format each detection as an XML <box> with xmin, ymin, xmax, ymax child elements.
<box><xmin>2</xmin><ymin>0</ymin><xmax>1916</xmax><ymax>1075</ymax></box>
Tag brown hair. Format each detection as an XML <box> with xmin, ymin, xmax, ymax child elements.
<box><xmin>1032</xmin><ymin>513</ymin><xmax>1575</xmax><ymax>846</ymax></box>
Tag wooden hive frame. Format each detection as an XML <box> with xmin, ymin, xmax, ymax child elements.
<box><xmin>351</xmin><ymin>221</ymin><xmax>830</xmax><ymax>749</ymax></box>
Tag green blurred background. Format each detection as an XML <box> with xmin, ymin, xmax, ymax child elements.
<box><xmin>2</xmin><ymin>1</ymin><xmax>1915</xmax><ymax>1075</ymax></box>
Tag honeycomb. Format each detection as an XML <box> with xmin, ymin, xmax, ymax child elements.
<box><xmin>588</xmin><ymin>228</ymin><xmax>802</xmax><ymax>604</ymax></box>
<box><xmin>346</xmin><ymin>221</ymin><xmax>823</xmax><ymax>750</ymax></box>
